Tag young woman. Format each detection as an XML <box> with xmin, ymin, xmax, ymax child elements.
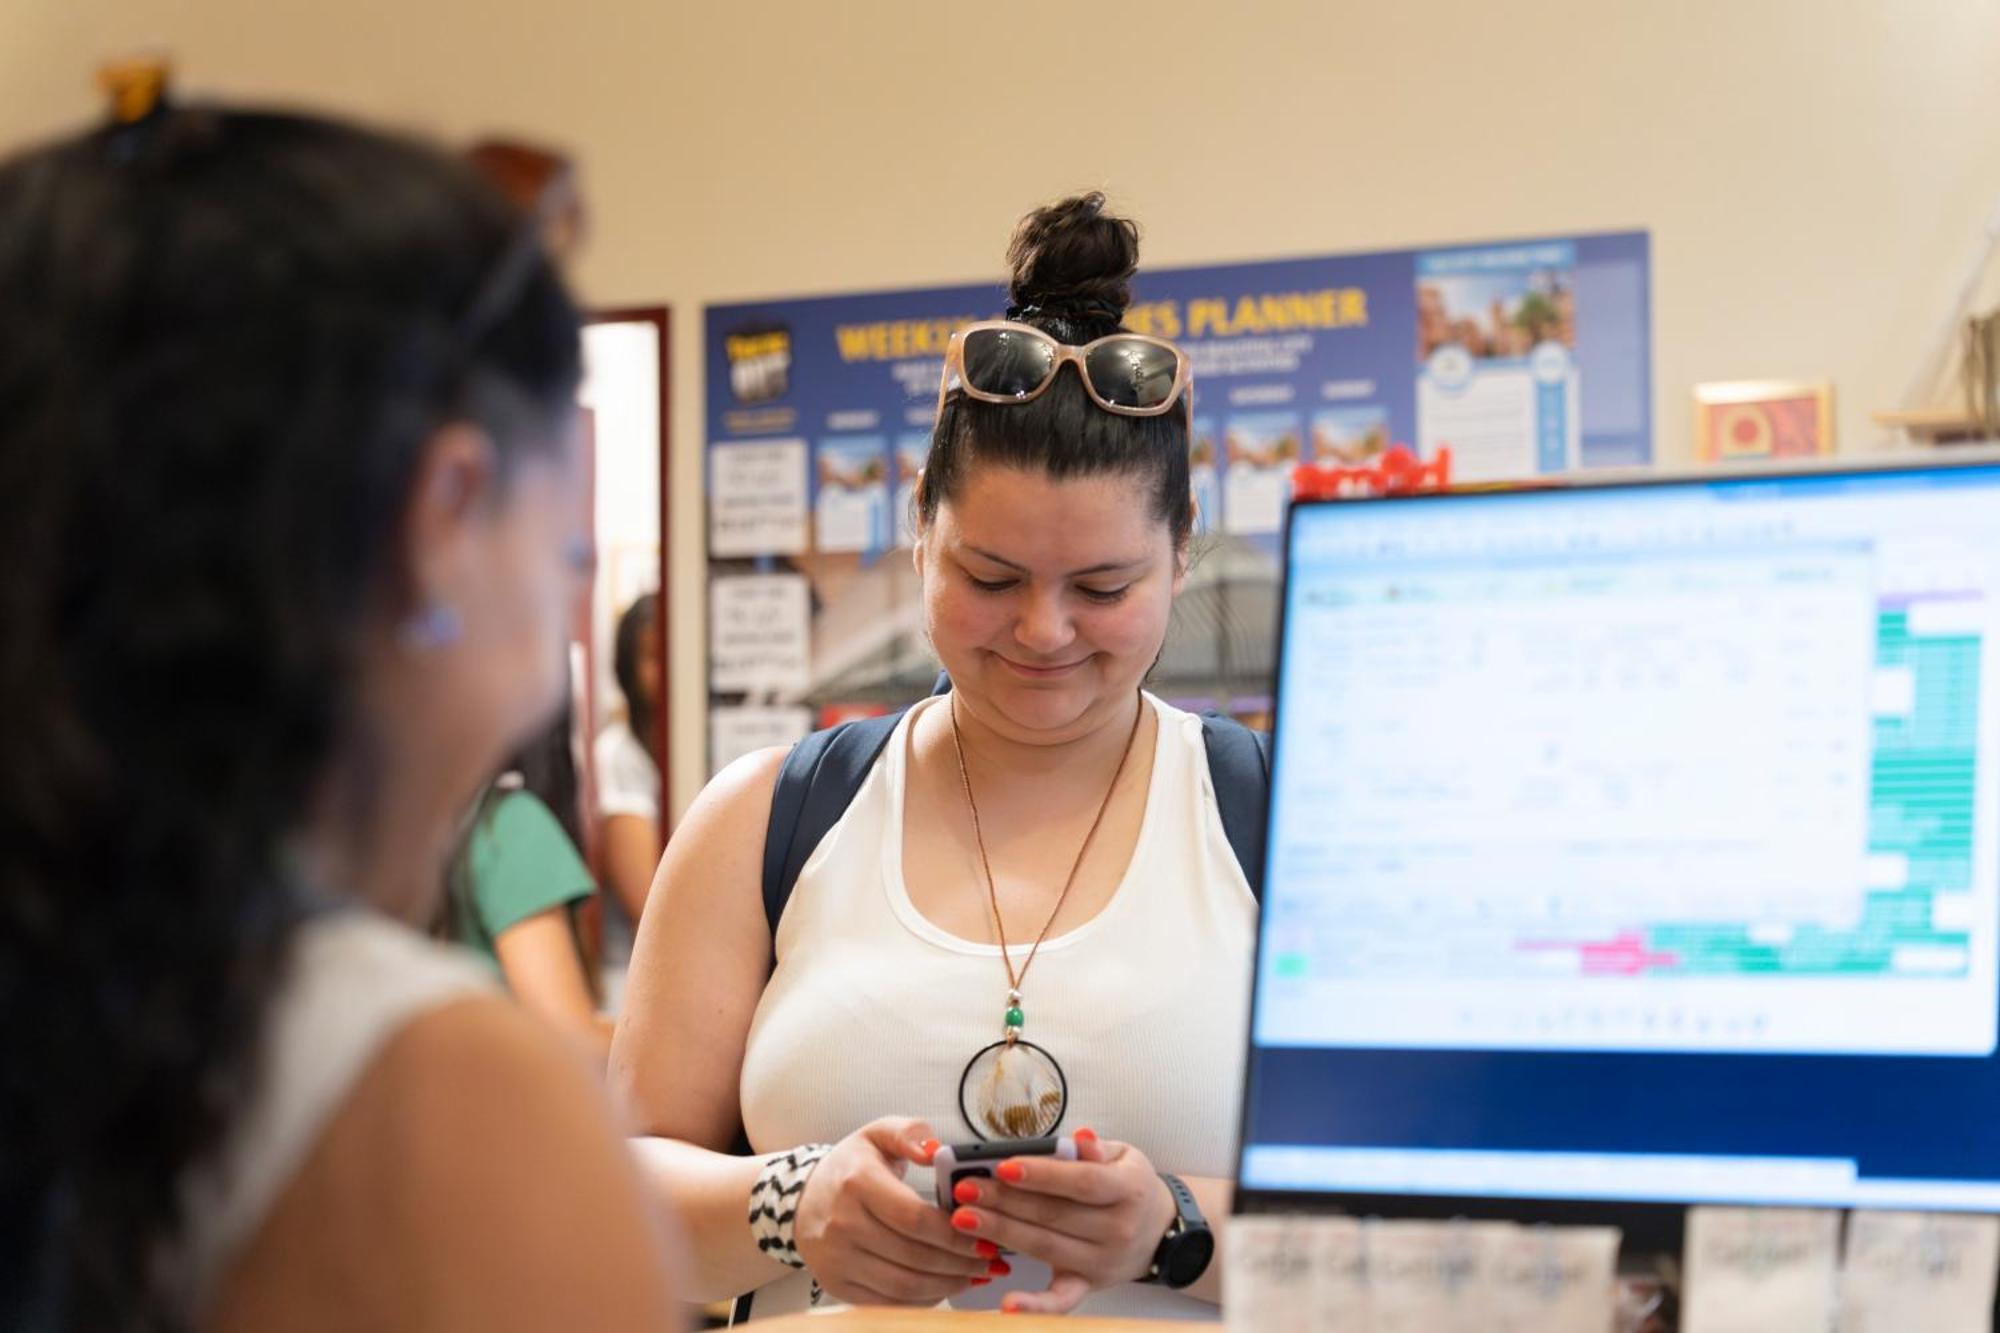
<box><xmin>614</xmin><ymin>194</ymin><xmax>1253</xmax><ymax>1319</ymax></box>
<box><xmin>446</xmin><ymin>705</ymin><xmax>615</xmax><ymax>1067</ymax></box>
<box><xmin>0</xmin><ymin>96</ymin><xmax>681</xmax><ymax>1330</ymax></box>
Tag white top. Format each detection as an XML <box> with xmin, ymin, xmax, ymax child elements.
<box><xmin>738</xmin><ymin>693</ymin><xmax>1256</xmax><ymax>1320</ymax></box>
<box><xmin>594</xmin><ymin>719</ymin><xmax>660</xmax><ymax>823</ymax></box>
<box><xmin>176</xmin><ymin>908</ymin><xmax>492</xmax><ymax>1317</ymax></box>
<box><xmin>593</xmin><ymin>720</ymin><xmax>660</xmax><ymax>967</ymax></box>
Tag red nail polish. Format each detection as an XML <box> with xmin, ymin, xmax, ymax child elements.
<box><xmin>975</xmin><ymin>1239</ymin><xmax>1001</xmax><ymax>1259</ymax></box>
<box><xmin>1075</xmin><ymin>1126</ymin><xmax>1098</xmax><ymax>1144</ymax></box>
<box><xmin>970</xmin><ymin>1277</ymin><xmax>991</xmax><ymax>1287</ymax></box>
<box><xmin>996</xmin><ymin>1160</ymin><xmax>1025</xmax><ymax>1183</ymax></box>
<box><xmin>920</xmin><ymin>1138</ymin><xmax>941</xmax><ymax>1160</ymax></box>
<box><xmin>953</xmin><ymin>1179</ymin><xmax>980</xmax><ymax>1204</ymax></box>
<box><xmin>951</xmin><ymin>1207</ymin><xmax>979</xmax><ymax>1231</ymax></box>
<box><xmin>989</xmin><ymin>1258</ymin><xmax>1011</xmax><ymax>1276</ymax></box>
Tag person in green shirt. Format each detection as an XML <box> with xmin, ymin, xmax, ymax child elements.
<box><xmin>448</xmin><ymin>706</ymin><xmax>615</xmax><ymax>1067</ymax></box>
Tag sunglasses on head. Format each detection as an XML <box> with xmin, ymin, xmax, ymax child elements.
<box><xmin>936</xmin><ymin>320</ymin><xmax>1193</xmax><ymax>422</ymax></box>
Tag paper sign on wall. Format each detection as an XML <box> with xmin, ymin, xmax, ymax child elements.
<box><xmin>710</xmin><ymin>573</ymin><xmax>810</xmax><ymax>694</ymax></box>
<box><xmin>709</xmin><ymin>705</ymin><xmax>814</xmax><ymax>775</ymax></box>
<box><xmin>710</xmin><ymin>439</ymin><xmax>808</xmax><ymax>556</ymax></box>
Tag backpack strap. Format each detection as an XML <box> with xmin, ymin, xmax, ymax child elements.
<box><xmin>760</xmin><ymin>710</ymin><xmax>909</xmax><ymax>938</ymax></box>
<box><xmin>760</xmin><ymin>676</ymin><xmax>954</xmax><ymax>941</ymax></box>
<box><xmin>1199</xmin><ymin>712</ymin><xmax>1274</xmax><ymax>904</ymax></box>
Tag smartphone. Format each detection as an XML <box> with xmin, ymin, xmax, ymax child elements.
<box><xmin>932</xmin><ymin>1134</ymin><xmax>1076</xmax><ymax>1209</ymax></box>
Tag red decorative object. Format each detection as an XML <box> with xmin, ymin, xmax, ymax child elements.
<box><xmin>1291</xmin><ymin>444</ymin><xmax>1453</xmax><ymax>501</ymax></box>
<box><xmin>818</xmin><ymin>701</ymin><xmax>893</xmax><ymax>730</ymax></box>
<box><xmin>1693</xmin><ymin>381</ymin><xmax>1834</xmax><ymax>463</ymax></box>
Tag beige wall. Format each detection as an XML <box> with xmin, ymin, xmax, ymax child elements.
<box><xmin>9</xmin><ymin>0</ymin><xmax>2000</xmax><ymax>816</ymax></box>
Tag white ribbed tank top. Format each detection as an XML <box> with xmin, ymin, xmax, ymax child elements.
<box><xmin>738</xmin><ymin>692</ymin><xmax>1256</xmax><ymax>1319</ymax></box>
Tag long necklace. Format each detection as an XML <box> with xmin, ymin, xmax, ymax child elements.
<box><xmin>949</xmin><ymin>692</ymin><xmax>1145</xmax><ymax>1138</ymax></box>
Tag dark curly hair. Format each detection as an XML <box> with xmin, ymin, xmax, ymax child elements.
<box><xmin>917</xmin><ymin>192</ymin><xmax>1193</xmax><ymax>552</ymax></box>
<box><xmin>0</xmin><ymin>105</ymin><xmax>581</xmax><ymax>1329</ymax></box>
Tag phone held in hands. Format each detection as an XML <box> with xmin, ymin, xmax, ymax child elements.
<box><xmin>931</xmin><ymin>1135</ymin><xmax>1077</xmax><ymax>1209</ymax></box>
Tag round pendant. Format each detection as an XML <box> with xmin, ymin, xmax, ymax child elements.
<box><xmin>958</xmin><ymin>1037</ymin><xmax>1068</xmax><ymax>1140</ymax></box>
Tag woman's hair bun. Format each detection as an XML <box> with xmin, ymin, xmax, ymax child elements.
<box><xmin>1005</xmin><ymin>192</ymin><xmax>1140</xmax><ymax>329</ymax></box>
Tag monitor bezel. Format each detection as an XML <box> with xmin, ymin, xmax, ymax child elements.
<box><xmin>1232</xmin><ymin>446</ymin><xmax>2000</xmax><ymax>1243</ymax></box>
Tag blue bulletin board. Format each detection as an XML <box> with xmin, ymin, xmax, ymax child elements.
<box><xmin>702</xmin><ymin>231</ymin><xmax>1651</xmax><ymax>771</ymax></box>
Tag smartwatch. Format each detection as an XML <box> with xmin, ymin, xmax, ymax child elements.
<box><xmin>1138</xmin><ymin>1172</ymin><xmax>1215</xmax><ymax>1289</ymax></box>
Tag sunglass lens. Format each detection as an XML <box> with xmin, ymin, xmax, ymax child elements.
<box><xmin>960</xmin><ymin>328</ymin><xmax>1058</xmax><ymax>400</ymax></box>
<box><xmin>1084</xmin><ymin>339</ymin><xmax>1181</xmax><ymax>409</ymax></box>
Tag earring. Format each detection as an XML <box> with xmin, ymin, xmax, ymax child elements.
<box><xmin>396</xmin><ymin>601</ymin><xmax>463</xmax><ymax>653</ymax></box>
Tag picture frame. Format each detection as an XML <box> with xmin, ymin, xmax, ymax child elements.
<box><xmin>1694</xmin><ymin>380</ymin><xmax>1834</xmax><ymax>463</ymax></box>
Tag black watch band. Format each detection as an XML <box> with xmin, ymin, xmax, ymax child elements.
<box><xmin>1139</xmin><ymin>1172</ymin><xmax>1215</xmax><ymax>1289</ymax></box>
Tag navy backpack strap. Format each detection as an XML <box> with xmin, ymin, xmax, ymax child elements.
<box><xmin>760</xmin><ymin>710</ymin><xmax>909</xmax><ymax>938</ymax></box>
<box><xmin>760</xmin><ymin>679</ymin><xmax>951</xmax><ymax>953</ymax></box>
<box><xmin>1199</xmin><ymin>712</ymin><xmax>1274</xmax><ymax>904</ymax></box>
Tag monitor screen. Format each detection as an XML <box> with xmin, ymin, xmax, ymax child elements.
<box><xmin>1239</xmin><ymin>459</ymin><xmax>2000</xmax><ymax>1220</ymax></box>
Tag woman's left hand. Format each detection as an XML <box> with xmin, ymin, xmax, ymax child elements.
<box><xmin>945</xmin><ymin>1128</ymin><xmax>1178</xmax><ymax>1315</ymax></box>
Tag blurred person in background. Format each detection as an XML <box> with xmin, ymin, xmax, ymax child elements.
<box><xmin>595</xmin><ymin>590</ymin><xmax>663</xmax><ymax>942</ymax></box>
<box><xmin>443</xmin><ymin>701</ymin><xmax>615</xmax><ymax>1068</ymax></box>
<box><xmin>0</xmin><ymin>78</ymin><xmax>681</xmax><ymax>1331</ymax></box>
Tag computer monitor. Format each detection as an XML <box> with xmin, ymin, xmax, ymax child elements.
<box><xmin>1236</xmin><ymin>455</ymin><xmax>2000</xmax><ymax>1245</ymax></box>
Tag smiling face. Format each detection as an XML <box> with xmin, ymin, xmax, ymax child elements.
<box><xmin>916</xmin><ymin>463</ymin><xmax>1186</xmax><ymax>744</ymax></box>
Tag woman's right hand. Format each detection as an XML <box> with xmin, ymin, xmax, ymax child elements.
<box><xmin>792</xmin><ymin>1117</ymin><xmax>1000</xmax><ymax>1306</ymax></box>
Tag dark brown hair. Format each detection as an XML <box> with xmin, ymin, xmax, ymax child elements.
<box><xmin>917</xmin><ymin>192</ymin><xmax>1192</xmax><ymax>552</ymax></box>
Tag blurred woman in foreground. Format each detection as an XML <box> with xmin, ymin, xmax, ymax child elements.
<box><xmin>0</xmin><ymin>88</ymin><xmax>681</xmax><ymax>1330</ymax></box>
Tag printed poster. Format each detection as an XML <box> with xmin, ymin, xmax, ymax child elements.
<box><xmin>705</xmin><ymin>230</ymin><xmax>1650</xmax><ymax>771</ymax></box>
<box><xmin>894</xmin><ymin>434</ymin><xmax>928</xmax><ymax>548</ymax></box>
<box><xmin>1311</xmin><ymin>405</ymin><xmax>1390</xmax><ymax>464</ymax></box>
<box><xmin>1416</xmin><ymin>241</ymin><xmax>1581</xmax><ymax>482</ymax></box>
<box><xmin>1190</xmin><ymin>415</ymin><xmax>1222</xmax><ymax>537</ymax></box>
<box><xmin>1223</xmin><ymin>412</ymin><xmax>1304</xmax><ymax>536</ymax></box>
<box><xmin>813</xmin><ymin>436</ymin><xmax>891</xmax><ymax>556</ymax></box>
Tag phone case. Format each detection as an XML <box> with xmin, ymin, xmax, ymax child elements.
<box><xmin>933</xmin><ymin>1135</ymin><xmax>1076</xmax><ymax>1209</ymax></box>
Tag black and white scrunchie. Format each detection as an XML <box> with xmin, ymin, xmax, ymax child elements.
<box><xmin>748</xmin><ymin>1143</ymin><xmax>833</xmax><ymax>1271</ymax></box>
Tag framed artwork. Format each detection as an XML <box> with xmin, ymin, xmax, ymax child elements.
<box><xmin>1694</xmin><ymin>380</ymin><xmax>1834</xmax><ymax>463</ymax></box>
